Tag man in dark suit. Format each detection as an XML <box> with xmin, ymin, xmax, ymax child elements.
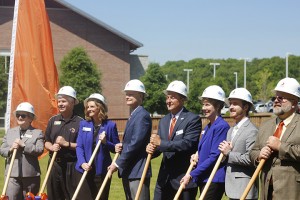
<box><xmin>108</xmin><ymin>79</ymin><xmax>152</xmax><ymax>200</ymax></box>
<box><xmin>250</xmin><ymin>77</ymin><xmax>300</xmax><ymax>200</ymax></box>
<box><xmin>147</xmin><ymin>80</ymin><xmax>202</xmax><ymax>200</ymax></box>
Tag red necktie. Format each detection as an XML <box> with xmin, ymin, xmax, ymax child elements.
<box><xmin>274</xmin><ymin>121</ymin><xmax>284</xmax><ymax>138</ymax></box>
<box><xmin>169</xmin><ymin>117</ymin><xmax>176</xmax><ymax>139</ymax></box>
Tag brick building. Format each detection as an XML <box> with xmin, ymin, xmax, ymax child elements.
<box><xmin>0</xmin><ymin>0</ymin><xmax>148</xmax><ymax>118</ymax></box>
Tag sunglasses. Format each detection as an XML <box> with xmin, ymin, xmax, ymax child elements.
<box><xmin>272</xmin><ymin>96</ymin><xmax>293</xmax><ymax>102</ymax></box>
<box><xmin>16</xmin><ymin>114</ymin><xmax>28</xmax><ymax>119</ymax></box>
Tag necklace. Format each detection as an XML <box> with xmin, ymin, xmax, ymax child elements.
<box><xmin>93</xmin><ymin>123</ymin><xmax>101</xmax><ymax>136</ymax></box>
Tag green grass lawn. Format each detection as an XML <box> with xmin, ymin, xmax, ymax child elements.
<box><xmin>0</xmin><ymin>153</ymin><xmax>228</xmax><ymax>199</ymax></box>
<box><xmin>0</xmin><ymin>129</ymin><xmax>4</xmax><ymax>138</ymax></box>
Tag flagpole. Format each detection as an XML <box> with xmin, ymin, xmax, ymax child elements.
<box><xmin>5</xmin><ymin>0</ymin><xmax>20</xmax><ymax>132</ymax></box>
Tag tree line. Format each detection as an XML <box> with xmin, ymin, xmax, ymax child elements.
<box><xmin>1</xmin><ymin>49</ymin><xmax>300</xmax><ymax>117</ymax></box>
<box><xmin>141</xmin><ymin>56</ymin><xmax>300</xmax><ymax>115</ymax></box>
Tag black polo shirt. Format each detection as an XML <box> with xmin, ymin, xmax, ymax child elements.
<box><xmin>45</xmin><ymin>113</ymin><xmax>82</xmax><ymax>160</ymax></box>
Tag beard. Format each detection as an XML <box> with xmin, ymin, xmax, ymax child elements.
<box><xmin>273</xmin><ymin>104</ymin><xmax>292</xmax><ymax>116</ymax></box>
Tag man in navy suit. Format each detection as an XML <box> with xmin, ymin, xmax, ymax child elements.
<box><xmin>147</xmin><ymin>80</ymin><xmax>202</xmax><ymax>200</ymax></box>
<box><xmin>108</xmin><ymin>79</ymin><xmax>152</xmax><ymax>200</ymax></box>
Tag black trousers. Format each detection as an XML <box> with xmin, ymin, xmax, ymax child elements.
<box><xmin>199</xmin><ymin>182</ymin><xmax>225</xmax><ymax>200</ymax></box>
<box><xmin>47</xmin><ymin>161</ymin><xmax>77</xmax><ymax>200</ymax></box>
<box><xmin>74</xmin><ymin>168</ymin><xmax>110</xmax><ymax>200</ymax></box>
<box><xmin>154</xmin><ymin>180</ymin><xmax>197</xmax><ymax>200</ymax></box>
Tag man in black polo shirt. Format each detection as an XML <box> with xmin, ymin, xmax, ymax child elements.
<box><xmin>45</xmin><ymin>86</ymin><xmax>82</xmax><ymax>200</ymax></box>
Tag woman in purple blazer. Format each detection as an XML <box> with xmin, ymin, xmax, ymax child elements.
<box><xmin>75</xmin><ymin>93</ymin><xmax>119</xmax><ymax>200</ymax></box>
<box><xmin>181</xmin><ymin>85</ymin><xmax>230</xmax><ymax>200</ymax></box>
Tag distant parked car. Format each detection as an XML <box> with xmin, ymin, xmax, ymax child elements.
<box><xmin>266</xmin><ymin>101</ymin><xmax>274</xmax><ymax>112</ymax></box>
<box><xmin>255</xmin><ymin>103</ymin><xmax>268</xmax><ymax>113</ymax></box>
<box><xmin>221</xmin><ymin>105</ymin><xmax>229</xmax><ymax>115</ymax></box>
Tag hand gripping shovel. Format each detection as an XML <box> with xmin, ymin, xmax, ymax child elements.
<box><xmin>72</xmin><ymin>131</ymin><xmax>105</xmax><ymax>200</ymax></box>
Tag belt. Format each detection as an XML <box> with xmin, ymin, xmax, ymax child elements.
<box><xmin>54</xmin><ymin>157</ymin><xmax>76</xmax><ymax>163</ymax></box>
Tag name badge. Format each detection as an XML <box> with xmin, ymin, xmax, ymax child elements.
<box><xmin>54</xmin><ymin>121</ymin><xmax>61</xmax><ymax>125</ymax></box>
<box><xmin>176</xmin><ymin>129</ymin><xmax>184</xmax><ymax>136</ymax></box>
<box><xmin>24</xmin><ymin>134</ymin><xmax>32</xmax><ymax>138</ymax></box>
<box><xmin>82</xmin><ymin>127</ymin><xmax>92</xmax><ymax>131</ymax></box>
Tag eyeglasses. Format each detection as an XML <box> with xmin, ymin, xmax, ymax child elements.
<box><xmin>16</xmin><ymin>114</ymin><xmax>28</xmax><ymax>119</ymax></box>
<box><xmin>272</xmin><ymin>96</ymin><xmax>293</xmax><ymax>102</ymax></box>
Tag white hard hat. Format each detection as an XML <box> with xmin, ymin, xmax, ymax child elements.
<box><xmin>164</xmin><ymin>80</ymin><xmax>187</xmax><ymax>97</ymax></box>
<box><xmin>84</xmin><ymin>93</ymin><xmax>108</xmax><ymax>112</ymax></box>
<box><xmin>124</xmin><ymin>79</ymin><xmax>147</xmax><ymax>96</ymax></box>
<box><xmin>274</xmin><ymin>77</ymin><xmax>300</xmax><ymax>98</ymax></box>
<box><xmin>14</xmin><ymin>102</ymin><xmax>36</xmax><ymax>119</ymax></box>
<box><xmin>229</xmin><ymin>88</ymin><xmax>253</xmax><ymax>105</ymax></box>
<box><xmin>55</xmin><ymin>86</ymin><xmax>79</xmax><ymax>105</ymax></box>
<box><xmin>200</xmin><ymin>85</ymin><xmax>225</xmax><ymax>102</ymax></box>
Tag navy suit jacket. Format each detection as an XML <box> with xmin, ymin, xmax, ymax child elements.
<box><xmin>154</xmin><ymin>107</ymin><xmax>202</xmax><ymax>189</ymax></box>
<box><xmin>190</xmin><ymin>116</ymin><xmax>229</xmax><ymax>184</ymax></box>
<box><xmin>75</xmin><ymin>120</ymin><xmax>119</xmax><ymax>175</ymax></box>
<box><xmin>116</xmin><ymin>106</ymin><xmax>152</xmax><ymax>179</ymax></box>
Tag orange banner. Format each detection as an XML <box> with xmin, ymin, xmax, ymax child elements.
<box><xmin>8</xmin><ymin>0</ymin><xmax>58</xmax><ymax>131</ymax></box>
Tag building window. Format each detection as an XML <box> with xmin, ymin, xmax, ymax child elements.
<box><xmin>0</xmin><ymin>50</ymin><xmax>10</xmax><ymax>74</ymax></box>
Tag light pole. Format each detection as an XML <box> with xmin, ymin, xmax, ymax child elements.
<box><xmin>240</xmin><ymin>58</ymin><xmax>250</xmax><ymax>88</ymax></box>
<box><xmin>183</xmin><ymin>69</ymin><xmax>193</xmax><ymax>93</ymax></box>
<box><xmin>209</xmin><ymin>63</ymin><xmax>220</xmax><ymax>79</ymax></box>
<box><xmin>286</xmin><ymin>52</ymin><xmax>291</xmax><ymax>77</ymax></box>
<box><xmin>233</xmin><ymin>72</ymin><xmax>238</xmax><ymax>88</ymax></box>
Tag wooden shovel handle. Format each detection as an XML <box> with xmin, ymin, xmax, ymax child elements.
<box><xmin>173</xmin><ymin>160</ymin><xmax>196</xmax><ymax>200</ymax></box>
<box><xmin>240</xmin><ymin>159</ymin><xmax>266</xmax><ymax>200</ymax></box>
<box><xmin>95</xmin><ymin>152</ymin><xmax>120</xmax><ymax>200</ymax></box>
<box><xmin>2</xmin><ymin>149</ymin><xmax>17</xmax><ymax>196</ymax></box>
<box><xmin>72</xmin><ymin>131</ymin><xmax>104</xmax><ymax>200</ymax></box>
<box><xmin>134</xmin><ymin>153</ymin><xmax>152</xmax><ymax>200</ymax></box>
<box><xmin>38</xmin><ymin>151</ymin><xmax>57</xmax><ymax>195</ymax></box>
<box><xmin>199</xmin><ymin>153</ymin><xmax>224</xmax><ymax>200</ymax></box>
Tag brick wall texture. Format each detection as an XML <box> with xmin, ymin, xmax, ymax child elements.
<box><xmin>0</xmin><ymin>2</ymin><xmax>141</xmax><ymax>118</ymax></box>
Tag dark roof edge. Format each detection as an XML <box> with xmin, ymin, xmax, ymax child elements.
<box><xmin>55</xmin><ymin>0</ymin><xmax>143</xmax><ymax>49</ymax></box>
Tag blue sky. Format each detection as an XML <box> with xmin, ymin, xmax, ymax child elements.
<box><xmin>64</xmin><ymin>0</ymin><xmax>300</xmax><ymax>65</ymax></box>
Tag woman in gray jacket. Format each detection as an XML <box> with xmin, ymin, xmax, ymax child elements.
<box><xmin>0</xmin><ymin>102</ymin><xmax>44</xmax><ymax>200</ymax></box>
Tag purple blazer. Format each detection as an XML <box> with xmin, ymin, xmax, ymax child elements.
<box><xmin>190</xmin><ymin>116</ymin><xmax>230</xmax><ymax>184</ymax></box>
<box><xmin>75</xmin><ymin>119</ymin><xmax>119</xmax><ymax>175</ymax></box>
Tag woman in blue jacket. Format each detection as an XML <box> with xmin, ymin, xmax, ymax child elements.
<box><xmin>181</xmin><ymin>85</ymin><xmax>230</xmax><ymax>200</ymax></box>
<box><xmin>75</xmin><ymin>93</ymin><xmax>119</xmax><ymax>200</ymax></box>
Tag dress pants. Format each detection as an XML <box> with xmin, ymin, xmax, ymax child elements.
<box><xmin>7</xmin><ymin>176</ymin><xmax>40</xmax><ymax>200</ymax></box>
<box><xmin>47</xmin><ymin>161</ymin><xmax>77</xmax><ymax>200</ymax></box>
<box><xmin>73</xmin><ymin>168</ymin><xmax>110</xmax><ymax>200</ymax></box>
<box><xmin>122</xmin><ymin>178</ymin><xmax>150</xmax><ymax>200</ymax></box>
<box><xmin>199</xmin><ymin>182</ymin><xmax>225</xmax><ymax>200</ymax></box>
<box><xmin>154</xmin><ymin>180</ymin><xmax>197</xmax><ymax>200</ymax></box>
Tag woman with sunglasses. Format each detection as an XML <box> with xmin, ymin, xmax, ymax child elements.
<box><xmin>0</xmin><ymin>102</ymin><xmax>44</xmax><ymax>200</ymax></box>
<box><xmin>74</xmin><ymin>93</ymin><xmax>119</xmax><ymax>200</ymax></box>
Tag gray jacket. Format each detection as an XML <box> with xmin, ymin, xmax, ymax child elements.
<box><xmin>0</xmin><ymin>126</ymin><xmax>44</xmax><ymax>177</ymax></box>
<box><xmin>225</xmin><ymin>119</ymin><xmax>258</xmax><ymax>199</ymax></box>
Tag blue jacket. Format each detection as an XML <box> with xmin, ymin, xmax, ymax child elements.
<box><xmin>190</xmin><ymin>116</ymin><xmax>229</xmax><ymax>183</ymax></box>
<box><xmin>75</xmin><ymin>120</ymin><xmax>119</xmax><ymax>175</ymax></box>
<box><xmin>115</xmin><ymin>106</ymin><xmax>152</xmax><ymax>179</ymax></box>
